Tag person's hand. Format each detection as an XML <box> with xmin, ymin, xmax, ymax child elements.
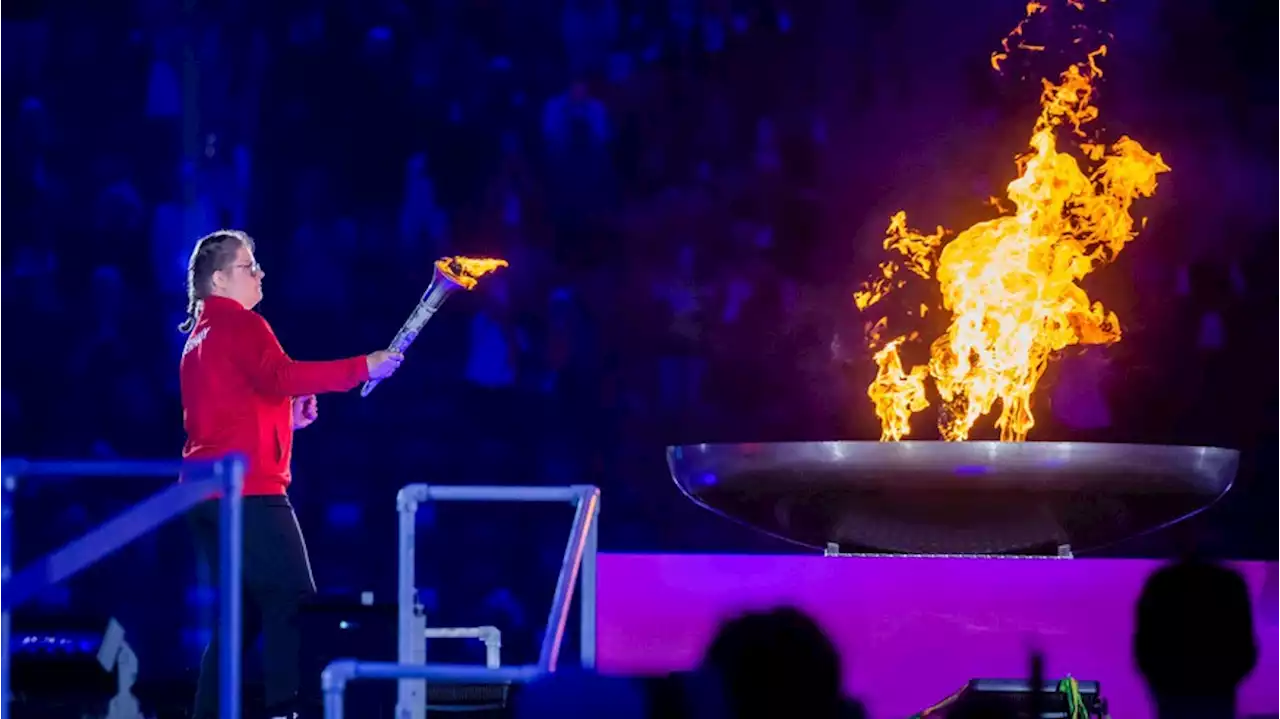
<box><xmin>366</xmin><ymin>350</ymin><xmax>404</xmax><ymax>380</ymax></box>
<box><xmin>292</xmin><ymin>395</ymin><xmax>319</xmax><ymax>430</ymax></box>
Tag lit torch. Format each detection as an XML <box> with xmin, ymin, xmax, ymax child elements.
<box><xmin>360</xmin><ymin>256</ymin><xmax>508</xmax><ymax>397</ymax></box>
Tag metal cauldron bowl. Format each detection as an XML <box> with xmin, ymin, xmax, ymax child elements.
<box><xmin>667</xmin><ymin>441</ymin><xmax>1238</xmax><ymax>555</ymax></box>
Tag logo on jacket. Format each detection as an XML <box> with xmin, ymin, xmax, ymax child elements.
<box><xmin>183</xmin><ymin>327</ymin><xmax>210</xmax><ymax>357</ymax></box>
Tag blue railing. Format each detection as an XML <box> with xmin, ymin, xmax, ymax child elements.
<box><xmin>322</xmin><ymin>483</ymin><xmax>600</xmax><ymax>719</ymax></box>
<box><xmin>1</xmin><ymin>457</ymin><xmax>245</xmax><ymax>719</ymax></box>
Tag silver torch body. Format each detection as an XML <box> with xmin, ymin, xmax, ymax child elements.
<box><xmin>359</xmin><ymin>262</ymin><xmax>468</xmax><ymax>397</ymax></box>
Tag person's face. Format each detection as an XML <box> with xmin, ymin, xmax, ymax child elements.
<box><xmin>213</xmin><ymin>243</ymin><xmax>265</xmax><ymax>309</ymax></box>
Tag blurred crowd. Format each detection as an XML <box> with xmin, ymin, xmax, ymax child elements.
<box><xmin>2</xmin><ymin>0</ymin><xmax>1275</xmax><ymax>696</ymax></box>
<box><xmin>3</xmin><ymin>0</ymin><xmax>859</xmax><ymax>674</ymax></box>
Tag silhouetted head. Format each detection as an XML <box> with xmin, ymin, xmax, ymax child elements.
<box><xmin>704</xmin><ymin>606</ymin><xmax>844</xmax><ymax>718</ymax></box>
<box><xmin>1134</xmin><ymin>560</ymin><xmax>1257</xmax><ymax>702</ymax></box>
<box><xmin>178</xmin><ymin>230</ymin><xmax>263</xmax><ymax>332</ymax></box>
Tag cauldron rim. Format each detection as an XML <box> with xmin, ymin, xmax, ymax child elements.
<box><xmin>666</xmin><ymin>441</ymin><xmax>1238</xmax><ymax>555</ymax></box>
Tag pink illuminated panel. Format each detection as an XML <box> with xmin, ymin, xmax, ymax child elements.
<box><xmin>597</xmin><ymin>554</ymin><xmax>1279</xmax><ymax>719</ymax></box>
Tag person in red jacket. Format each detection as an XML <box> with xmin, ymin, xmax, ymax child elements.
<box><xmin>178</xmin><ymin>229</ymin><xmax>402</xmax><ymax>719</ymax></box>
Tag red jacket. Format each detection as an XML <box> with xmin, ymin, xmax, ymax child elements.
<box><xmin>180</xmin><ymin>296</ymin><xmax>369</xmax><ymax>495</ymax></box>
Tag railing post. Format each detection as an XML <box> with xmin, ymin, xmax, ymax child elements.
<box><xmin>217</xmin><ymin>456</ymin><xmax>245</xmax><ymax>719</ymax></box>
<box><xmin>387</xmin><ymin>482</ymin><xmax>601</xmax><ymax>717</ymax></box>
<box><xmin>0</xmin><ymin>458</ymin><xmax>236</xmax><ymax>719</ymax></box>
<box><xmin>536</xmin><ymin>486</ymin><xmax>599</xmax><ymax>671</ymax></box>
<box><xmin>580</xmin><ymin>494</ymin><xmax>598</xmax><ymax>669</ymax></box>
<box><xmin>396</xmin><ymin>485</ymin><xmax>427</xmax><ymax>719</ymax></box>
<box><xmin>325</xmin><ymin>661</ymin><xmax>543</xmax><ymax>716</ymax></box>
<box><xmin>1</xmin><ymin>470</ymin><xmax>15</xmax><ymax>719</ymax></box>
<box><xmin>322</xmin><ymin>660</ymin><xmax>357</xmax><ymax>719</ymax></box>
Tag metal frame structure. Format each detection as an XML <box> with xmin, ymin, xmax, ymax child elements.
<box><xmin>321</xmin><ymin>484</ymin><xmax>600</xmax><ymax>719</ymax></box>
<box><xmin>423</xmin><ymin>626</ymin><xmax>502</xmax><ymax>670</ymax></box>
<box><xmin>1</xmin><ymin>457</ymin><xmax>246</xmax><ymax>719</ymax></box>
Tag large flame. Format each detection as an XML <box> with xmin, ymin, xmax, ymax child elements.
<box><xmin>854</xmin><ymin>14</ymin><xmax>1170</xmax><ymax>442</ymax></box>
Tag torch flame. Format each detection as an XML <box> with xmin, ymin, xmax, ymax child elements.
<box><xmin>436</xmin><ymin>256</ymin><xmax>509</xmax><ymax>290</ymax></box>
<box><xmin>855</xmin><ymin>14</ymin><xmax>1170</xmax><ymax>442</ymax></box>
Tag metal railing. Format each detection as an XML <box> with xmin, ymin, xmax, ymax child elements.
<box><xmin>423</xmin><ymin>626</ymin><xmax>502</xmax><ymax>669</ymax></box>
<box><xmin>321</xmin><ymin>484</ymin><xmax>600</xmax><ymax>719</ymax></box>
<box><xmin>1</xmin><ymin>456</ymin><xmax>246</xmax><ymax>719</ymax></box>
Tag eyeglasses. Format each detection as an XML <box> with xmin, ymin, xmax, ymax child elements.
<box><xmin>232</xmin><ymin>262</ymin><xmax>263</xmax><ymax>277</ymax></box>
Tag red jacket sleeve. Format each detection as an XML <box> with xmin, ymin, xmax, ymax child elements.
<box><xmin>231</xmin><ymin>311</ymin><xmax>370</xmax><ymax>396</ymax></box>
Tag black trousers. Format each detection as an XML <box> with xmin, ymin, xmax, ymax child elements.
<box><xmin>189</xmin><ymin>495</ymin><xmax>318</xmax><ymax>717</ymax></box>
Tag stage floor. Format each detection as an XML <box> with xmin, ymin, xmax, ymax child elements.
<box><xmin>596</xmin><ymin>554</ymin><xmax>1279</xmax><ymax>719</ymax></box>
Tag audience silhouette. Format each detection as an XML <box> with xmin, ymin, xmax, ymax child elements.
<box><xmin>514</xmin><ymin>560</ymin><xmax>1267</xmax><ymax>718</ymax></box>
<box><xmin>1134</xmin><ymin>559</ymin><xmax>1258</xmax><ymax>719</ymax></box>
<box><xmin>703</xmin><ymin>606</ymin><xmax>865</xmax><ymax>719</ymax></box>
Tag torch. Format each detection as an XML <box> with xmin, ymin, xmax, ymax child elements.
<box><xmin>360</xmin><ymin>256</ymin><xmax>508</xmax><ymax>397</ymax></box>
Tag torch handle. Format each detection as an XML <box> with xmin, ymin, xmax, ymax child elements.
<box><xmin>360</xmin><ymin>300</ymin><xmax>443</xmax><ymax>398</ymax></box>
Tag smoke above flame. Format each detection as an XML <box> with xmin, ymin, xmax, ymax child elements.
<box><xmin>854</xmin><ymin>3</ymin><xmax>1170</xmax><ymax>443</ymax></box>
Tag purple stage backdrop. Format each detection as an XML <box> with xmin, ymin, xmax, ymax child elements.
<box><xmin>596</xmin><ymin>554</ymin><xmax>1279</xmax><ymax>719</ymax></box>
